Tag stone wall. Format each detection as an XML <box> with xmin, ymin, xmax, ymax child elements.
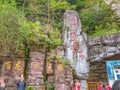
<box><xmin>27</xmin><ymin>50</ymin><xmax>45</xmax><ymax>89</ymax></box>
<box><xmin>26</xmin><ymin>46</ymin><xmax>73</xmax><ymax>90</ymax></box>
<box><xmin>88</xmin><ymin>33</ymin><xmax>120</xmax><ymax>62</ymax></box>
<box><xmin>0</xmin><ymin>44</ymin><xmax>73</xmax><ymax>90</ymax></box>
<box><xmin>1</xmin><ymin>32</ymin><xmax>120</xmax><ymax>90</ymax></box>
<box><xmin>46</xmin><ymin>46</ymin><xmax>73</xmax><ymax>90</ymax></box>
<box><xmin>88</xmin><ymin>33</ymin><xmax>120</xmax><ymax>82</ymax></box>
<box><xmin>0</xmin><ymin>50</ymin><xmax>25</xmax><ymax>90</ymax></box>
<box><xmin>88</xmin><ymin>61</ymin><xmax>108</xmax><ymax>82</ymax></box>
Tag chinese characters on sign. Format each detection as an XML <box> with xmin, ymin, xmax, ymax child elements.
<box><xmin>4</xmin><ymin>61</ymin><xmax>12</xmax><ymax>71</ymax></box>
<box><xmin>14</xmin><ymin>60</ymin><xmax>24</xmax><ymax>74</ymax></box>
<box><xmin>4</xmin><ymin>60</ymin><xmax>24</xmax><ymax>75</ymax></box>
<box><xmin>63</xmin><ymin>10</ymin><xmax>89</xmax><ymax>77</ymax></box>
<box><xmin>57</xmin><ymin>64</ymin><xmax>64</xmax><ymax>72</ymax></box>
<box><xmin>64</xmin><ymin>11</ymin><xmax>85</xmax><ymax>62</ymax></box>
<box><xmin>14</xmin><ymin>61</ymin><xmax>22</xmax><ymax>71</ymax></box>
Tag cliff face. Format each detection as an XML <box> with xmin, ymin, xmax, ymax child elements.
<box><xmin>88</xmin><ymin>33</ymin><xmax>120</xmax><ymax>82</ymax></box>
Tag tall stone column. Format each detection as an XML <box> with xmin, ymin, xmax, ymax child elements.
<box><xmin>63</xmin><ymin>10</ymin><xmax>89</xmax><ymax>90</ymax></box>
<box><xmin>27</xmin><ymin>47</ymin><xmax>45</xmax><ymax>90</ymax></box>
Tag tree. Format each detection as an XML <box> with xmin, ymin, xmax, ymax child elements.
<box><xmin>0</xmin><ymin>0</ymin><xmax>28</xmax><ymax>54</ymax></box>
<box><xmin>69</xmin><ymin>0</ymin><xmax>120</xmax><ymax>36</ymax></box>
<box><xmin>15</xmin><ymin>0</ymin><xmax>75</xmax><ymax>50</ymax></box>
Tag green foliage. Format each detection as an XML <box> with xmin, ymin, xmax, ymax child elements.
<box><xmin>1</xmin><ymin>0</ymin><xmax>119</xmax><ymax>54</ymax></box>
<box><xmin>26</xmin><ymin>86</ymin><xmax>35</xmax><ymax>90</ymax></box>
<box><xmin>20</xmin><ymin>0</ymin><xmax>75</xmax><ymax>31</ymax></box>
<box><xmin>44</xmin><ymin>81</ymin><xmax>54</xmax><ymax>90</ymax></box>
<box><xmin>54</xmin><ymin>54</ymin><xmax>72</xmax><ymax>65</ymax></box>
<box><xmin>16</xmin><ymin>0</ymin><xmax>71</xmax><ymax>50</ymax></box>
<box><xmin>71</xmin><ymin>0</ymin><xmax>120</xmax><ymax>37</ymax></box>
<box><xmin>0</xmin><ymin>0</ymin><xmax>62</xmax><ymax>52</ymax></box>
<box><xmin>25</xmin><ymin>22</ymin><xmax>62</xmax><ymax>49</ymax></box>
<box><xmin>92</xmin><ymin>22</ymin><xmax>120</xmax><ymax>36</ymax></box>
<box><xmin>50</xmin><ymin>0</ymin><xmax>75</xmax><ymax>10</ymax></box>
<box><xmin>0</xmin><ymin>0</ymin><xmax>25</xmax><ymax>52</ymax></box>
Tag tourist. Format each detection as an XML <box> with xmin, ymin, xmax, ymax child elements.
<box><xmin>0</xmin><ymin>81</ymin><xmax>5</xmax><ymax>90</ymax></box>
<box><xmin>106</xmin><ymin>83</ymin><xmax>112</xmax><ymax>90</ymax></box>
<box><xmin>112</xmin><ymin>80</ymin><xmax>120</xmax><ymax>90</ymax></box>
<box><xmin>74</xmin><ymin>79</ymin><xmax>80</xmax><ymax>90</ymax></box>
<box><xmin>102</xmin><ymin>84</ymin><xmax>106</xmax><ymax>90</ymax></box>
<box><xmin>98</xmin><ymin>82</ymin><xmax>102</xmax><ymax>90</ymax></box>
<box><xmin>16</xmin><ymin>75</ymin><xmax>26</xmax><ymax>90</ymax></box>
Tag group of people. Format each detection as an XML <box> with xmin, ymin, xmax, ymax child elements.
<box><xmin>2</xmin><ymin>76</ymin><xmax>120</xmax><ymax>90</ymax></box>
<box><xmin>98</xmin><ymin>80</ymin><xmax>120</xmax><ymax>90</ymax></box>
<box><xmin>98</xmin><ymin>82</ymin><xmax>112</xmax><ymax>90</ymax></box>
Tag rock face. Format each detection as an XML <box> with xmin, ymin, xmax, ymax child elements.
<box><xmin>88</xmin><ymin>33</ymin><xmax>120</xmax><ymax>62</ymax></box>
<box><xmin>63</xmin><ymin>10</ymin><xmax>89</xmax><ymax>90</ymax></box>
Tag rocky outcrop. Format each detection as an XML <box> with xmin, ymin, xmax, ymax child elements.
<box><xmin>88</xmin><ymin>33</ymin><xmax>120</xmax><ymax>62</ymax></box>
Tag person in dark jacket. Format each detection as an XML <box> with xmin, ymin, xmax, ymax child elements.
<box><xmin>16</xmin><ymin>75</ymin><xmax>26</xmax><ymax>90</ymax></box>
<box><xmin>112</xmin><ymin>80</ymin><xmax>120</xmax><ymax>90</ymax></box>
<box><xmin>102</xmin><ymin>84</ymin><xmax>106</xmax><ymax>90</ymax></box>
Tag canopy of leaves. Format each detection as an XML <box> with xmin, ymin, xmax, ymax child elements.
<box><xmin>26</xmin><ymin>22</ymin><xmax>62</xmax><ymax>49</ymax></box>
<box><xmin>15</xmin><ymin>0</ymin><xmax>75</xmax><ymax>50</ymax></box>
<box><xmin>0</xmin><ymin>0</ymin><xmax>27</xmax><ymax>53</ymax></box>
<box><xmin>0</xmin><ymin>0</ymin><xmax>70</xmax><ymax>54</ymax></box>
<box><xmin>0</xmin><ymin>0</ymin><xmax>120</xmax><ymax>54</ymax></box>
<box><xmin>74</xmin><ymin>0</ymin><xmax>120</xmax><ymax>37</ymax></box>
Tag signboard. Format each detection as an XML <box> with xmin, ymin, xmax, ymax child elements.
<box><xmin>4</xmin><ymin>60</ymin><xmax>13</xmax><ymax>75</ymax></box>
<box><xmin>106</xmin><ymin>60</ymin><xmax>120</xmax><ymax>87</ymax></box>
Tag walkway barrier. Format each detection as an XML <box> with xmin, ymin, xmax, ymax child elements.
<box><xmin>87</xmin><ymin>82</ymin><xmax>100</xmax><ymax>90</ymax></box>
